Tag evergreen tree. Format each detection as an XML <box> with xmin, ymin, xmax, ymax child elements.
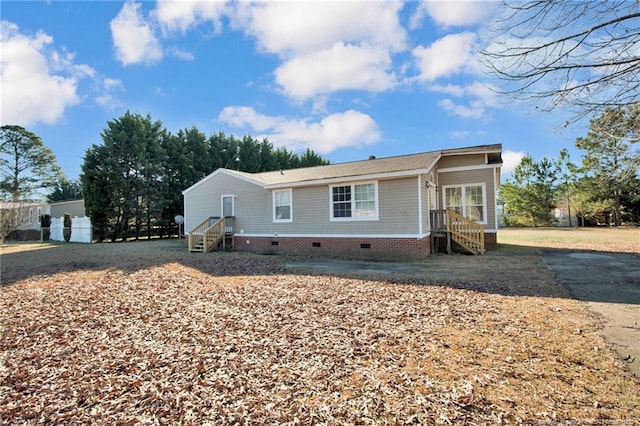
<box><xmin>299</xmin><ymin>148</ymin><xmax>330</xmax><ymax>167</ymax></box>
<box><xmin>48</xmin><ymin>178</ymin><xmax>84</xmax><ymax>203</ymax></box>
<box><xmin>500</xmin><ymin>155</ymin><xmax>559</xmax><ymax>226</ymax></box>
<box><xmin>576</xmin><ymin>105</ymin><xmax>639</xmax><ymax>226</ymax></box>
<box><xmin>81</xmin><ymin>112</ymin><xmax>164</xmax><ymax>241</ymax></box>
<box><xmin>81</xmin><ymin>145</ymin><xmax>113</xmax><ymax>242</ymax></box>
<box><xmin>81</xmin><ymin>113</ymin><xmax>330</xmax><ymax>240</ymax></box>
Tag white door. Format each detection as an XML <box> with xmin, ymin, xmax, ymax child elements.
<box><xmin>222</xmin><ymin>195</ymin><xmax>234</xmax><ymax>217</ymax></box>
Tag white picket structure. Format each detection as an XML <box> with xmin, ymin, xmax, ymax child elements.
<box><xmin>70</xmin><ymin>216</ymin><xmax>92</xmax><ymax>243</ymax></box>
<box><xmin>47</xmin><ymin>216</ymin><xmax>92</xmax><ymax>243</ymax></box>
<box><xmin>50</xmin><ymin>217</ymin><xmax>65</xmax><ymax>242</ymax></box>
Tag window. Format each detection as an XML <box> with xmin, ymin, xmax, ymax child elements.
<box><xmin>330</xmin><ymin>182</ymin><xmax>378</xmax><ymax>221</ymax></box>
<box><xmin>273</xmin><ymin>189</ymin><xmax>292</xmax><ymax>222</ymax></box>
<box><xmin>444</xmin><ymin>184</ymin><xmax>486</xmax><ymax>223</ymax></box>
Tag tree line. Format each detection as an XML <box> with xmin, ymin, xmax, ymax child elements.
<box><xmin>500</xmin><ymin>105</ymin><xmax>639</xmax><ymax>227</ymax></box>
<box><xmin>3</xmin><ymin>104</ymin><xmax>638</xmax><ymax>241</ymax></box>
<box><xmin>80</xmin><ymin>112</ymin><xmax>329</xmax><ymax>242</ymax></box>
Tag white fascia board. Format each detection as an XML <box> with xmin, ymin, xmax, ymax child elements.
<box><xmin>182</xmin><ymin>168</ymin><xmax>263</xmax><ymax>195</ymax></box>
<box><xmin>437</xmin><ymin>164</ymin><xmax>501</xmax><ymax>174</ymax></box>
<box><xmin>443</xmin><ymin>146</ymin><xmax>502</xmax><ymax>156</ymax></box>
<box><xmin>264</xmin><ymin>168</ymin><xmax>433</xmax><ymax>189</ymax></box>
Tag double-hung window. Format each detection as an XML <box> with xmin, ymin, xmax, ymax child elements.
<box><xmin>330</xmin><ymin>182</ymin><xmax>378</xmax><ymax>221</ymax></box>
<box><xmin>444</xmin><ymin>184</ymin><xmax>486</xmax><ymax>223</ymax></box>
<box><xmin>273</xmin><ymin>189</ymin><xmax>292</xmax><ymax>222</ymax></box>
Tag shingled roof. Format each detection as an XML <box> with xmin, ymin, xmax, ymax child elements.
<box><xmin>183</xmin><ymin>144</ymin><xmax>501</xmax><ymax>193</ymax></box>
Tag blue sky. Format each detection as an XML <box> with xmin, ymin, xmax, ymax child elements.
<box><xmin>1</xmin><ymin>1</ymin><xmax>586</xmax><ymax>181</ymax></box>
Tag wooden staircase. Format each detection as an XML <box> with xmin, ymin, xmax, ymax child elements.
<box><xmin>188</xmin><ymin>217</ymin><xmax>228</xmax><ymax>253</ymax></box>
<box><xmin>430</xmin><ymin>210</ymin><xmax>485</xmax><ymax>255</ymax></box>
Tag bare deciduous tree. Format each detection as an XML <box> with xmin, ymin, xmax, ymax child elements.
<box><xmin>482</xmin><ymin>1</ymin><xmax>640</xmax><ymax>122</ymax></box>
<box><xmin>0</xmin><ymin>203</ymin><xmax>33</xmax><ymax>243</ymax></box>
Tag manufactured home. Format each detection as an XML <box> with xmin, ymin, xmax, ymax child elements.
<box><xmin>182</xmin><ymin>144</ymin><xmax>502</xmax><ymax>260</ymax></box>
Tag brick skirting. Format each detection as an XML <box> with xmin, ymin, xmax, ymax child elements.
<box><xmin>234</xmin><ymin>235</ymin><xmax>431</xmax><ymax>260</ymax></box>
<box><xmin>233</xmin><ymin>232</ymin><xmax>497</xmax><ymax>260</ymax></box>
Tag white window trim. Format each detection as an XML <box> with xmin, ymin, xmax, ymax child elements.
<box><xmin>221</xmin><ymin>194</ymin><xmax>235</xmax><ymax>217</ymax></box>
<box><xmin>442</xmin><ymin>183</ymin><xmax>487</xmax><ymax>225</ymax></box>
<box><xmin>272</xmin><ymin>188</ymin><xmax>293</xmax><ymax>223</ymax></box>
<box><xmin>329</xmin><ymin>181</ymin><xmax>379</xmax><ymax>222</ymax></box>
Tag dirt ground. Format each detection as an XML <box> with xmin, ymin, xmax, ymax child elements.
<box><xmin>1</xmin><ymin>239</ymin><xmax>640</xmax><ymax>424</ymax></box>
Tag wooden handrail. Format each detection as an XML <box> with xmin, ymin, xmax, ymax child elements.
<box><xmin>188</xmin><ymin>217</ymin><xmax>225</xmax><ymax>252</ymax></box>
<box><xmin>445</xmin><ymin>210</ymin><xmax>485</xmax><ymax>255</ymax></box>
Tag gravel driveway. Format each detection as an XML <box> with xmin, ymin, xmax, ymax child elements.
<box><xmin>542</xmin><ymin>250</ymin><xmax>640</xmax><ymax>378</ymax></box>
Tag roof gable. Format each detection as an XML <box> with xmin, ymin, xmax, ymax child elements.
<box><xmin>182</xmin><ymin>168</ymin><xmax>264</xmax><ymax>195</ymax></box>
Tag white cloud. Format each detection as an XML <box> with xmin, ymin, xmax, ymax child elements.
<box><xmin>0</xmin><ymin>21</ymin><xmax>80</xmax><ymax>126</ymax></box>
<box><xmin>232</xmin><ymin>2</ymin><xmax>406</xmax><ymax>56</ymax></box>
<box><xmin>413</xmin><ymin>0</ymin><xmax>495</xmax><ymax>28</ymax></box>
<box><xmin>225</xmin><ymin>2</ymin><xmax>407</xmax><ymax>103</ymax></box>
<box><xmin>95</xmin><ymin>78</ymin><xmax>124</xmax><ymax>110</ymax></box>
<box><xmin>218</xmin><ymin>107</ymin><xmax>381</xmax><ymax>154</ymax></box>
<box><xmin>140</xmin><ymin>1</ymin><xmax>408</xmax><ymax>102</ymax></box>
<box><xmin>167</xmin><ymin>47</ymin><xmax>195</xmax><ymax>61</ymax></box>
<box><xmin>154</xmin><ymin>0</ymin><xmax>227</xmax><ymax>34</ymax></box>
<box><xmin>432</xmin><ymin>81</ymin><xmax>500</xmax><ymax>120</ymax></box>
<box><xmin>103</xmin><ymin>77</ymin><xmax>123</xmax><ymax>90</ymax></box>
<box><xmin>110</xmin><ymin>1</ymin><xmax>162</xmax><ymax>65</ymax></box>
<box><xmin>429</xmin><ymin>83</ymin><xmax>465</xmax><ymax>97</ymax></box>
<box><xmin>464</xmin><ymin>81</ymin><xmax>499</xmax><ymax>107</ymax></box>
<box><xmin>502</xmin><ymin>150</ymin><xmax>525</xmax><ymax>174</ymax></box>
<box><xmin>439</xmin><ymin>99</ymin><xmax>485</xmax><ymax>120</ymax></box>
<box><xmin>413</xmin><ymin>32</ymin><xmax>476</xmax><ymax>82</ymax></box>
<box><xmin>218</xmin><ymin>106</ymin><xmax>277</xmax><ymax>132</ymax></box>
<box><xmin>274</xmin><ymin>43</ymin><xmax>396</xmax><ymax>101</ymax></box>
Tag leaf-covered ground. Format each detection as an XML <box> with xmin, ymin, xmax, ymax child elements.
<box><xmin>1</xmin><ymin>242</ymin><xmax>639</xmax><ymax>424</ymax></box>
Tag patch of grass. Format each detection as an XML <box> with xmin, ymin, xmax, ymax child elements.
<box><xmin>498</xmin><ymin>227</ymin><xmax>640</xmax><ymax>253</ymax></box>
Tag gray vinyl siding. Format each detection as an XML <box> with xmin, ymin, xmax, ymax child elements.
<box><xmin>437</xmin><ymin>168</ymin><xmax>497</xmax><ymax>230</ymax></box>
<box><xmin>272</xmin><ymin>177</ymin><xmax>420</xmax><ymax>235</ymax></box>
<box><xmin>437</xmin><ymin>153</ymin><xmax>486</xmax><ymax>169</ymax></box>
<box><xmin>421</xmin><ymin>174</ymin><xmax>430</xmax><ymax>234</ymax></box>
<box><xmin>50</xmin><ymin>200</ymin><xmax>86</xmax><ymax>218</ymax></box>
<box><xmin>377</xmin><ymin>177</ymin><xmax>420</xmax><ymax>234</ymax></box>
<box><xmin>184</xmin><ymin>173</ymin><xmax>265</xmax><ymax>233</ymax></box>
<box><xmin>186</xmin><ymin>169</ymin><xmax>496</xmax><ymax>236</ymax></box>
<box><xmin>278</xmin><ymin>186</ymin><xmax>325</xmax><ymax>234</ymax></box>
<box><xmin>185</xmin><ymin>176</ymin><xmax>421</xmax><ymax>236</ymax></box>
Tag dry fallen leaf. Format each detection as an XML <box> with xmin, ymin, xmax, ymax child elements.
<box><xmin>1</xmin><ymin>242</ymin><xmax>639</xmax><ymax>424</ymax></box>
